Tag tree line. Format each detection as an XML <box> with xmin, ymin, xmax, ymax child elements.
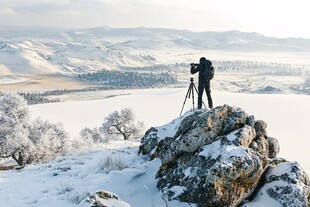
<box><xmin>171</xmin><ymin>60</ymin><xmax>309</xmax><ymax>76</ymax></box>
<box><xmin>212</xmin><ymin>60</ymin><xmax>305</xmax><ymax>75</ymax></box>
<box><xmin>78</xmin><ymin>70</ymin><xmax>178</xmax><ymax>88</ymax></box>
<box><xmin>15</xmin><ymin>87</ymin><xmax>109</xmax><ymax>105</ymax></box>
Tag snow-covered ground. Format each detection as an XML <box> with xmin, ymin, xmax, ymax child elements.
<box><xmin>0</xmin><ymin>140</ymin><xmax>189</xmax><ymax>207</ymax></box>
<box><xmin>1</xmin><ymin>88</ymin><xmax>310</xmax><ymax>207</ymax></box>
<box><xmin>28</xmin><ymin>88</ymin><xmax>310</xmax><ymax>173</ymax></box>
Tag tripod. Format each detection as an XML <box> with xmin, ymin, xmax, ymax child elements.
<box><xmin>180</xmin><ymin>78</ymin><xmax>206</xmax><ymax>116</ymax></box>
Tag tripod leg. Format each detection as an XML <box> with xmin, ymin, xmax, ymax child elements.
<box><xmin>180</xmin><ymin>85</ymin><xmax>192</xmax><ymax>116</ymax></box>
<box><xmin>191</xmin><ymin>84</ymin><xmax>195</xmax><ymax>111</ymax></box>
<box><xmin>193</xmin><ymin>83</ymin><xmax>207</xmax><ymax>109</ymax></box>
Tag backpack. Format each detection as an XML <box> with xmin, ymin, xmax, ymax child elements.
<box><xmin>202</xmin><ymin>60</ymin><xmax>214</xmax><ymax>80</ymax></box>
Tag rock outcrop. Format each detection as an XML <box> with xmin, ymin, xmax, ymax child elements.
<box><xmin>139</xmin><ymin>105</ymin><xmax>310</xmax><ymax>207</ymax></box>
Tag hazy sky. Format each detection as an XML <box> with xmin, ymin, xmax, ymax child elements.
<box><xmin>0</xmin><ymin>0</ymin><xmax>309</xmax><ymax>39</ymax></box>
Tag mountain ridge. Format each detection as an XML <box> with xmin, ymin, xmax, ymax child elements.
<box><xmin>1</xmin><ymin>26</ymin><xmax>310</xmax><ymax>79</ymax></box>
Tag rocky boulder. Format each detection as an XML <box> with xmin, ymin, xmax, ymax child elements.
<box><xmin>242</xmin><ymin>159</ymin><xmax>310</xmax><ymax>207</ymax></box>
<box><xmin>139</xmin><ymin>105</ymin><xmax>310</xmax><ymax>207</ymax></box>
<box><xmin>78</xmin><ymin>191</ymin><xmax>131</xmax><ymax>207</ymax></box>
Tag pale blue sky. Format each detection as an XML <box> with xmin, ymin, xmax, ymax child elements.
<box><xmin>0</xmin><ymin>0</ymin><xmax>309</xmax><ymax>38</ymax></box>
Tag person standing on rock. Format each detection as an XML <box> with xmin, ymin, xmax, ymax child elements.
<box><xmin>190</xmin><ymin>57</ymin><xmax>214</xmax><ymax>109</ymax></box>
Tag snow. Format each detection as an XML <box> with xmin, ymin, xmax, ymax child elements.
<box><xmin>199</xmin><ymin>141</ymin><xmax>222</xmax><ymax>160</ymax></box>
<box><xmin>1</xmin><ymin>88</ymin><xmax>310</xmax><ymax>206</ymax></box>
<box><xmin>0</xmin><ymin>143</ymin><xmax>141</xmax><ymax>206</ymax></box>
<box><xmin>198</xmin><ymin>130</ymin><xmax>248</xmax><ymax>161</ymax></box>
<box><xmin>183</xmin><ymin>167</ymin><xmax>192</xmax><ymax>177</ymax></box>
<box><xmin>150</xmin><ymin>110</ymin><xmax>195</xmax><ymax>142</ymax></box>
<box><xmin>268</xmin><ymin>161</ymin><xmax>300</xmax><ymax>179</ymax></box>
<box><xmin>0</xmin><ymin>140</ymin><xmax>193</xmax><ymax>207</ymax></box>
<box><xmin>0</xmin><ymin>75</ymin><xmax>25</xmax><ymax>84</ymax></box>
<box><xmin>168</xmin><ymin>186</ymin><xmax>187</xmax><ymax>198</ymax></box>
<box><xmin>242</xmin><ymin>194</ymin><xmax>282</xmax><ymax>207</ymax></box>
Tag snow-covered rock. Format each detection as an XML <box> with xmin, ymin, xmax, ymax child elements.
<box><xmin>242</xmin><ymin>159</ymin><xmax>310</xmax><ymax>207</ymax></box>
<box><xmin>139</xmin><ymin>110</ymin><xmax>201</xmax><ymax>157</ymax></box>
<box><xmin>139</xmin><ymin>104</ymin><xmax>310</xmax><ymax>207</ymax></box>
<box><xmin>78</xmin><ymin>191</ymin><xmax>131</xmax><ymax>207</ymax></box>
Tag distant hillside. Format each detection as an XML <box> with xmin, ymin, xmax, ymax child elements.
<box><xmin>1</xmin><ymin>26</ymin><xmax>310</xmax><ymax>77</ymax></box>
<box><xmin>3</xmin><ymin>26</ymin><xmax>310</xmax><ymax>52</ymax></box>
<box><xmin>77</xmin><ymin>27</ymin><xmax>310</xmax><ymax>52</ymax></box>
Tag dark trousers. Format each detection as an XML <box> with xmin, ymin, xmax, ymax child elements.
<box><xmin>198</xmin><ymin>79</ymin><xmax>213</xmax><ymax>109</ymax></box>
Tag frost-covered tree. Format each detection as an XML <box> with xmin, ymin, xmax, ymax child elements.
<box><xmin>100</xmin><ymin>108</ymin><xmax>144</xmax><ymax>140</ymax></box>
<box><xmin>28</xmin><ymin>118</ymin><xmax>69</xmax><ymax>164</ymax></box>
<box><xmin>0</xmin><ymin>93</ymin><xmax>71</xmax><ymax>166</ymax></box>
<box><xmin>0</xmin><ymin>93</ymin><xmax>32</xmax><ymax>166</ymax></box>
<box><xmin>80</xmin><ymin>127</ymin><xmax>107</xmax><ymax>143</ymax></box>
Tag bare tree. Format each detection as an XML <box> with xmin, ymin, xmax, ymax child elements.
<box><xmin>101</xmin><ymin>108</ymin><xmax>144</xmax><ymax>140</ymax></box>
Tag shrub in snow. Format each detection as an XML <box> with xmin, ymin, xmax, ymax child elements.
<box><xmin>28</xmin><ymin>118</ymin><xmax>69</xmax><ymax>164</ymax></box>
<box><xmin>68</xmin><ymin>137</ymin><xmax>93</xmax><ymax>153</ymax></box>
<box><xmin>97</xmin><ymin>155</ymin><xmax>128</xmax><ymax>174</ymax></box>
<box><xmin>0</xmin><ymin>93</ymin><xmax>32</xmax><ymax>166</ymax></box>
<box><xmin>100</xmin><ymin>108</ymin><xmax>144</xmax><ymax>140</ymax></box>
<box><xmin>59</xmin><ymin>179</ymin><xmax>90</xmax><ymax>204</ymax></box>
<box><xmin>69</xmin><ymin>190</ymin><xmax>91</xmax><ymax>204</ymax></box>
<box><xmin>80</xmin><ymin>127</ymin><xmax>107</xmax><ymax>144</ymax></box>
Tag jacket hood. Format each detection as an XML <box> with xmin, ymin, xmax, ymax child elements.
<box><xmin>199</xmin><ymin>57</ymin><xmax>207</xmax><ymax>64</ymax></box>
<box><xmin>200</xmin><ymin>57</ymin><xmax>211</xmax><ymax>67</ymax></box>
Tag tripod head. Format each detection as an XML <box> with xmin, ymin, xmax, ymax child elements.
<box><xmin>190</xmin><ymin>77</ymin><xmax>194</xmax><ymax>83</ymax></box>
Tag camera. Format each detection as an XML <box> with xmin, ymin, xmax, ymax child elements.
<box><xmin>190</xmin><ymin>63</ymin><xmax>198</xmax><ymax>67</ymax></box>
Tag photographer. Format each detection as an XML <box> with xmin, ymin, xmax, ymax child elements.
<box><xmin>190</xmin><ymin>57</ymin><xmax>213</xmax><ymax>109</ymax></box>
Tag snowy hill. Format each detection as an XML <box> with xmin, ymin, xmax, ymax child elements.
<box><xmin>1</xmin><ymin>26</ymin><xmax>310</xmax><ymax>78</ymax></box>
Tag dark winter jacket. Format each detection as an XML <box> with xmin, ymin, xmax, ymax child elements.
<box><xmin>190</xmin><ymin>58</ymin><xmax>212</xmax><ymax>80</ymax></box>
